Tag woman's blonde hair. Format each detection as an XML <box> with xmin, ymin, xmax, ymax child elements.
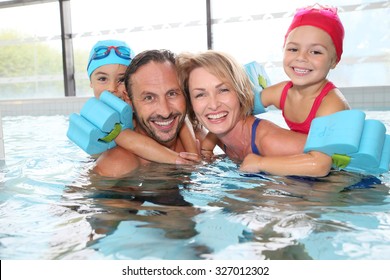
<box><xmin>176</xmin><ymin>50</ymin><xmax>254</xmax><ymax>126</ymax></box>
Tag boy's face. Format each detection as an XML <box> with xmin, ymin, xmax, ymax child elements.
<box><xmin>89</xmin><ymin>64</ymin><xmax>128</xmax><ymax>100</ymax></box>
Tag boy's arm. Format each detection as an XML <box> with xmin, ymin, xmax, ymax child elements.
<box><xmin>115</xmin><ymin>129</ymin><xmax>198</xmax><ymax>164</ymax></box>
<box><xmin>200</xmin><ymin>132</ymin><xmax>219</xmax><ymax>159</ymax></box>
<box><xmin>179</xmin><ymin>117</ymin><xmax>199</xmax><ymax>154</ymax></box>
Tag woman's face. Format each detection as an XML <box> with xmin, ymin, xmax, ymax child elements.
<box><xmin>188</xmin><ymin>67</ymin><xmax>241</xmax><ymax>136</ymax></box>
<box><xmin>89</xmin><ymin>64</ymin><xmax>128</xmax><ymax>100</ymax></box>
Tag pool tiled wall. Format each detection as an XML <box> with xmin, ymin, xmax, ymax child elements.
<box><xmin>342</xmin><ymin>86</ymin><xmax>390</xmax><ymax>110</ymax></box>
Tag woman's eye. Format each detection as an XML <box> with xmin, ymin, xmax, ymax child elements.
<box><xmin>118</xmin><ymin>78</ymin><xmax>125</xmax><ymax>84</ymax></box>
<box><xmin>219</xmin><ymin>88</ymin><xmax>230</xmax><ymax>93</ymax></box>
<box><xmin>193</xmin><ymin>91</ymin><xmax>205</xmax><ymax>98</ymax></box>
<box><xmin>287</xmin><ymin>48</ymin><xmax>298</xmax><ymax>52</ymax></box>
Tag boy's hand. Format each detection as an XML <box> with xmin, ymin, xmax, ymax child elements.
<box><xmin>175</xmin><ymin>152</ymin><xmax>201</xmax><ymax>165</ymax></box>
<box><xmin>200</xmin><ymin>149</ymin><xmax>214</xmax><ymax>161</ymax></box>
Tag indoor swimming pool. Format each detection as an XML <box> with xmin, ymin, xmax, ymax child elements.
<box><xmin>0</xmin><ymin>111</ymin><xmax>390</xmax><ymax>260</ymax></box>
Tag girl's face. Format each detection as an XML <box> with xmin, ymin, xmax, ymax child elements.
<box><xmin>188</xmin><ymin>67</ymin><xmax>241</xmax><ymax>136</ymax></box>
<box><xmin>89</xmin><ymin>64</ymin><xmax>128</xmax><ymax>100</ymax></box>
<box><xmin>283</xmin><ymin>25</ymin><xmax>338</xmax><ymax>86</ymax></box>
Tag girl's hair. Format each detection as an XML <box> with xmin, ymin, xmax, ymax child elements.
<box><xmin>176</xmin><ymin>50</ymin><xmax>254</xmax><ymax>126</ymax></box>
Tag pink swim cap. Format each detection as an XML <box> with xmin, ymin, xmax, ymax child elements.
<box><xmin>284</xmin><ymin>4</ymin><xmax>345</xmax><ymax>62</ymax></box>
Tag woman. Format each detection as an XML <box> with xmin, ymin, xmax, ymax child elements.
<box><xmin>176</xmin><ymin>50</ymin><xmax>332</xmax><ymax>177</ymax></box>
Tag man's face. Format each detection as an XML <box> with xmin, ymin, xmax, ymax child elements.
<box><xmin>130</xmin><ymin>61</ymin><xmax>187</xmax><ymax>146</ymax></box>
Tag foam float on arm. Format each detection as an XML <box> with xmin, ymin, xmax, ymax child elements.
<box><xmin>244</xmin><ymin>61</ymin><xmax>271</xmax><ymax>115</ymax></box>
<box><xmin>67</xmin><ymin>91</ymin><xmax>133</xmax><ymax>155</ymax></box>
<box><xmin>303</xmin><ymin>109</ymin><xmax>390</xmax><ymax>176</ymax></box>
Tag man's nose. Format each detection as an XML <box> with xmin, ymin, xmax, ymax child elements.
<box><xmin>157</xmin><ymin>98</ymin><xmax>172</xmax><ymax>118</ymax></box>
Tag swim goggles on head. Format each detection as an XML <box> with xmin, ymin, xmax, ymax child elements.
<box><xmin>87</xmin><ymin>46</ymin><xmax>132</xmax><ymax>70</ymax></box>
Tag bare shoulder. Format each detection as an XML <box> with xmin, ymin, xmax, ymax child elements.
<box><xmin>262</xmin><ymin>81</ymin><xmax>290</xmax><ymax>108</ymax></box>
<box><xmin>256</xmin><ymin>119</ymin><xmax>307</xmax><ymax>156</ymax></box>
<box><xmin>318</xmin><ymin>88</ymin><xmax>351</xmax><ymax>116</ymax></box>
<box><xmin>94</xmin><ymin>146</ymin><xmax>141</xmax><ymax>177</ymax></box>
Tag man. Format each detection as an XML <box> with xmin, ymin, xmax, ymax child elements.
<box><xmin>93</xmin><ymin>49</ymin><xmax>201</xmax><ymax>177</ymax></box>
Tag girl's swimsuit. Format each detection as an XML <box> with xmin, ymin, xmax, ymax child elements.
<box><xmin>279</xmin><ymin>81</ymin><xmax>336</xmax><ymax>134</ymax></box>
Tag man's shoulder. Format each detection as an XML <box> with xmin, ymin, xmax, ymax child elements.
<box><xmin>94</xmin><ymin>146</ymin><xmax>142</xmax><ymax>177</ymax></box>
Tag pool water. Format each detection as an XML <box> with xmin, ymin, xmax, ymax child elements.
<box><xmin>1</xmin><ymin>111</ymin><xmax>390</xmax><ymax>260</ymax></box>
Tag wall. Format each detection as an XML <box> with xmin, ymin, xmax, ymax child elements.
<box><xmin>0</xmin><ymin>86</ymin><xmax>389</xmax><ymax>117</ymax></box>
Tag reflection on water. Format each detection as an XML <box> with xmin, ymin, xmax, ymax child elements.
<box><xmin>59</xmin><ymin>156</ymin><xmax>390</xmax><ymax>260</ymax></box>
<box><xmin>0</xmin><ymin>115</ymin><xmax>390</xmax><ymax>260</ymax></box>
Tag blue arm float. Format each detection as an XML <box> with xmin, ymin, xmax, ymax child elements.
<box><xmin>304</xmin><ymin>110</ymin><xmax>390</xmax><ymax>176</ymax></box>
<box><xmin>67</xmin><ymin>91</ymin><xmax>133</xmax><ymax>155</ymax></box>
<box><xmin>244</xmin><ymin>61</ymin><xmax>272</xmax><ymax>115</ymax></box>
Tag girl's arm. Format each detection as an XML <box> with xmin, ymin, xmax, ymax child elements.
<box><xmin>261</xmin><ymin>82</ymin><xmax>288</xmax><ymax>109</ymax></box>
<box><xmin>240</xmin><ymin>118</ymin><xmax>331</xmax><ymax>177</ymax></box>
<box><xmin>239</xmin><ymin>151</ymin><xmax>332</xmax><ymax>177</ymax></box>
<box><xmin>114</xmin><ymin>129</ymin><xmax>199</xmax><ymax>164</ymax></box>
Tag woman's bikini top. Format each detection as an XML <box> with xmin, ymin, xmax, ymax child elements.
<box><xmin>251</xmin><ymin>118</ymin><xmax>262</xmax><ymax>155</ymax></box>
<box><xmin>223</xmin><ymin>118</ymin><xmax>262</xmax><ymax>156</ymax></box>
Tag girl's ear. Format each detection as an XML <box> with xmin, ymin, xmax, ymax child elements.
<box><xmin>331</xmin><ymin>61</ymin><xmax>338</xmax><ymax>69</ymax></box>
<box><xmin>330</xmin><ymin>55</ymin><xmax>338</xmax><ymax>69</ymax></box>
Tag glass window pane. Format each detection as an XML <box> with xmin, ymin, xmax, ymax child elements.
<box><xmin>70</xmin><ymin>0</ymin><xmax>207</xmax><ymax>97</ymax></box>
<box><xmin>0</xmin><ymin>2</ymin><xmax>63</xmax><ymax>100</ymax></box>
<box><xmin>211</xmin><ymin>0</ymin><xmax>390</xmax><ymax>87</ymax></box>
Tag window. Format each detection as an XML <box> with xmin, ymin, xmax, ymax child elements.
<box><xmin>0</xmin><ymin>1</ymin><xmax>63</xmax><ymax>99</ymax></box>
